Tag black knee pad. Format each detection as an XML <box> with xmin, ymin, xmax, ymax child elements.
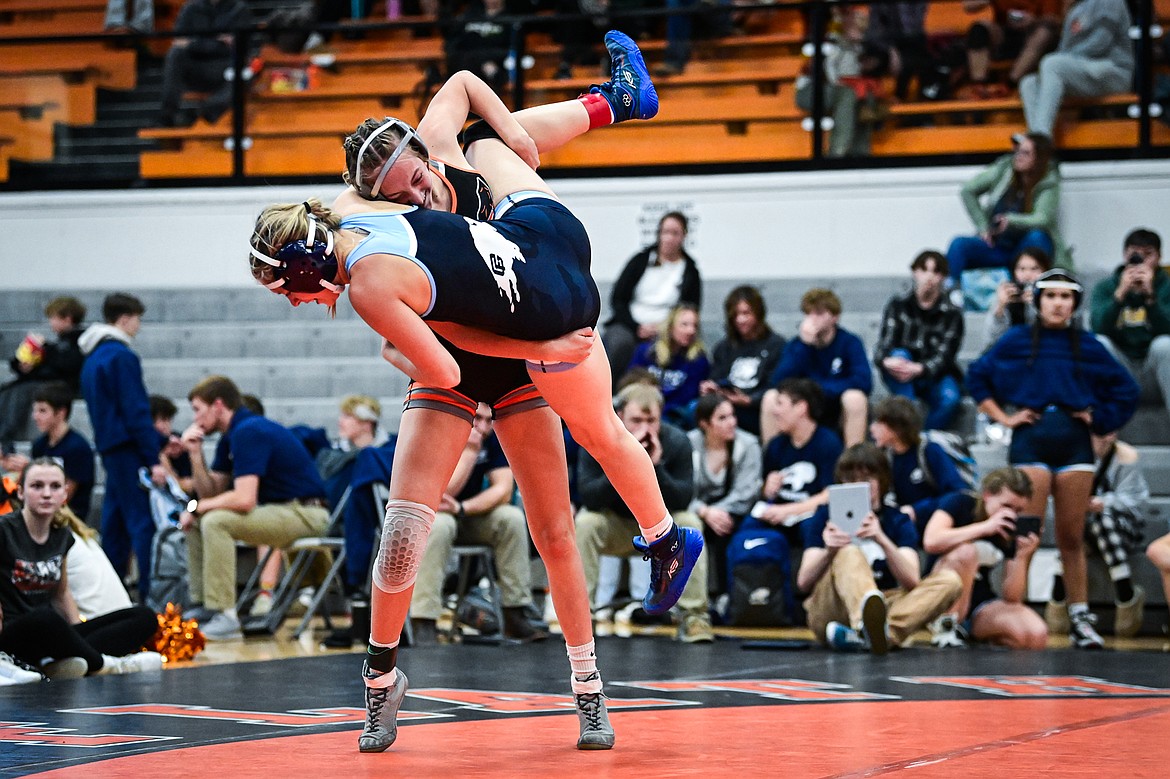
<box><xmin>461</xmin><ymin>119</ymin><xmax>503</xmax><ymax>151</ymax></box>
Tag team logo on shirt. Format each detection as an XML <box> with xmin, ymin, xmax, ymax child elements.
<box><xmin>12</xmin><ymin>555</ymin><xmax>64</xmax><ymax>594</ymax></box>
<box><xmin>465</xmin><ymin>217</ymin><xmax>526</xmax><ymax>314</ymax></box>
<box><xmin>778</xmin><ymin>461</ymin><xmax>818</xmax><ymax>502</ymax></box>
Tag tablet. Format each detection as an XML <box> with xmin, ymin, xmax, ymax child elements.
<box><xmin>828</xmin><ymin>482</ymin><xmax>871</xmax><ymax>537</ymax></box>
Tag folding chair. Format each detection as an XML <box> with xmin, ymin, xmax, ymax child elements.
<box><xmin>241</xmin><ymin>486</ymin><xmax>352</xmax><ymax>637</ymax></box>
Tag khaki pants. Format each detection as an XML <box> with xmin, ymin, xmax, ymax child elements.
<box><xmin>575</xmin><ymin>508</ymin><xmax>708</xmax><ymax>616</ymax></box>
<box><xmin>188</xmin><ymin>502</ymin><xmax>330</xmax><ymax>611</ymax></box>
<box><xmin>410</xmin><ymin>504</ymin><xmax>532</xmax><ymax>621</ymax></box>
<box><xmin>803</xmin><ymin>545</ymin><xmax>961</xmax><ymax>645</ymax></box>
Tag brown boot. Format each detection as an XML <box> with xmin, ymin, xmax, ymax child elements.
<box><xmin>503</xmin><ymin>607</ymin><xmax>548</xmax><ymax>643</ymax></box>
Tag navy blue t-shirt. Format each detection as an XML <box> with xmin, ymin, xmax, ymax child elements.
<box><xmin>31</xmin><ymin>429</ymin><xmax>95</xmax><ymax>522</ymax></box>
<box><xmin>801</xmin><ymin>503</ymin><xmax>918</xmax><ymax>591</ymax></box>
<box><xmin>762</xmin><ymin>425</ymin><xmax>844</xmax><ymax>504</ymax></box>
<box><xmin>157</xmin><ymin>429</ymin><xmax>193</xmax><ymax>479</ymax></box>
<box><xmin>890</xmin><ymin>442</ymin><xmax>967</xmax><ymax>533</ymax></box>
<box><xmin>454</xmin><ymin>432</ymin><xmax>509</xmax><ymax>503</ymax></box>
<box><xmin>211</xmin><ymin>408</ymin><xmax>325</xmax><ymax>504</ymax></box>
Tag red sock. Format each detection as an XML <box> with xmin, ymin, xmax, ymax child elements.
<box><xmin>578</xmin><ymin>92</ymin><xmax>614</xmax><ymax>129</ymax></box>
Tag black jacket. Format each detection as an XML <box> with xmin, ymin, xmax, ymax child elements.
<box><xmin>605</xmin><ymin>246</ymin><xmax>702</xmax><ymax>330</ymax></box>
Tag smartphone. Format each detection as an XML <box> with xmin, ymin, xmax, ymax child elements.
<box><xmin>1015</xmin><ymin>514</ymin><xmax>1042</xmax><ymax>538</ymax></box>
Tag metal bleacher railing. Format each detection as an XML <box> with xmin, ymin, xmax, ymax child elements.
<box><xmin>0</xmin><ymin>0</ymin><xmax>1167</xmax><ymax>189</ymax></box>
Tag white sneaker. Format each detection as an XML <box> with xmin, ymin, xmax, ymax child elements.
<box><xmin>102</xmin><ymin>651</ymin><xmax>164</xmax><ymax>675</ymax></box>
<box><xmin>0</xmin><ymin>652</ymin><xmax>42</xmax><ymax>685</ymax></box>
<box><xmin>42</xmin><ymin>656</ymin><xmax>89</xmax><ymax>680</ymax></box>
<box><xmin>251</xmin><ymin>592</ymin><xmax>273</xmax><ymax>617</ymax></box>
<box><xmin>929</xmin><ymin>613</ymin><xmax>968</xmax><ymax>649</ymax></box>
<box><xmin>201</xmin><ymin>610</ymin><xmax>243</xmax><ymax>641</ymax></box>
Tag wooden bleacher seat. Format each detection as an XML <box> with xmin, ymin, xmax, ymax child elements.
<box><xmin>0</xmin><ymin>0</ymin><xmax>107</xmax><ymax>37</ymax></box>
<box><xmin>0</xmin><ymin>42</ymin><xmax>136</xmax><ymax>90</ymax></box>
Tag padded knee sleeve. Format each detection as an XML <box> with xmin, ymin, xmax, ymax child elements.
<box><xmin>371</xmin><ymin>499</ymin><xmax>436</xmax><ymax>594</ymax></box>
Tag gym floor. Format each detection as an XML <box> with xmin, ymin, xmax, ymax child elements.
<box><xmin>3</xmin><ymin>618</ymin><xmax>1169</xmax><ymax>778</ymax></box>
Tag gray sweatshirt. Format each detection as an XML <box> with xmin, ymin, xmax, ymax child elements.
<box><xmin>1059</xmin><ymin>0</ymin><xmax>1134</xmax><ymax>75</ymax></box>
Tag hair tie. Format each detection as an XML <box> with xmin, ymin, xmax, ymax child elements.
<box><xmin>303</xmin><ymin>201</ymin><xmax>313</xmax><ymax>215</ymax></box>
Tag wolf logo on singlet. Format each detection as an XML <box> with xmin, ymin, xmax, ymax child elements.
<box><xmin>466</xmin><ymin>217</ymin><xmax>526</xmax><ymax>314</ymax></box>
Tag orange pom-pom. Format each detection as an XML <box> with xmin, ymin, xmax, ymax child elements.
<box><xmin>147</xmin><ymin>603</ymin><xmax>207</xmax><ymax>663</ymax></box>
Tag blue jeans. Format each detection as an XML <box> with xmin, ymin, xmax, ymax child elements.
<box><xmin>883</xmin><ymin>369</ymin><xmax>962</xmax><ymax>430</ymax></box>
<box><xmin>945</xmin><ymin>229</ymin><xmax>1054</xmax><ymax>284</ymax></box>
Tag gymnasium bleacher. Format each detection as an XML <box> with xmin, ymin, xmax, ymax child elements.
<box><xmin>0</xmin><ymin>0</ymin><xmax>1167</xmax><ymax>185</ymax></box>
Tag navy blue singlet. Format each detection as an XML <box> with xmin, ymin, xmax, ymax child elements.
<box><xmin>342</xmin><ymin>199</ymin><xmax>601</xmax><ymax>342</ymax></box>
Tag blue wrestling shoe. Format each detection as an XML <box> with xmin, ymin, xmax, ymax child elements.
<box><xmin>632</xmin><ymin>525</ymin><xmax>703</xmax><ymax>615</ymax></box>
<box><xmin>589</xmin><ymin>30</ymin><xmax>659</xmax><ymax>122</ymax></box>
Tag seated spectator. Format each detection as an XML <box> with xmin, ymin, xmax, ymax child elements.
<box><xmin>1090</xmin><ymin>228</ymin><xmax>1170</xmax><ymax>420</ymax></box>
<box><xmin>1045</xmin><ymin>432</ymin><xmax>1149</xmax><ymax>638</ymax></box>
<box><xmin>442</xmin><ymin>0</ymin><xmax>510</xmax><ymax>94</ymax></box>
<box><xmin>795</xmin><ymin>5</ymin><xmax>889</xmax><ymax>158</ymax></box>
<box><xmin>177</xmin><ymin>376</ymin><xmax>330</xmax><ymax>640</ymax></box>
<box><xmin>601</xmin><ymin>211</ymin><xmax>702</xmax><ymax>386</ymax></box>
<box><xmin>875</xmin><ymin>250</ymin><xmax>965</xmax><ymax>431</ymax></box>
<box><xmin>864</xmin><ymin>1</ymin><xmax>934</xmax><ymax>101</ymax></box>
<box><xmin>983</xmin><ymin>247</ymin><xmax>1053</xmax><ymax>345</ymax></box>
<box><xmin>922</xmin><ymin>467</ymin><xmax>1048</xmax><ymax>649</ymax></box>
<box><xmin>959</xmin><ymin>0</ymin><xmax>1060</xmax><ymax>99</ymax></box>
<box><xmin>687</xmin><ymin>394</ymin><xmax>762</xmax><ymax>600</ymax></box>
<box><xmin>1146</xmin><ymin>531</ymin><xmax>1170</xmax><ymax>635</ymax></box>
<box><xmin>0</xmin><ymin>459</ymin><xmax>163</xmax><ymax>678</ymax></box>
<box><xmin>870</xmin><ymin>397</ymin><xmax>970</xmax><ymax>534</ymax></box>
<box><xmin>151</xmin><ymin>395</ymin><xmax>194</xmax><ymax>497</ymax></box>
<box><xmin>655</xmin><ymin>0</ymin><xmax>734</xmax><ymax>77</ymax></box>
<box><xmin>701</xmin><ymin>285</ymin><xmax>786</xmax><ymax>437</ymax></box>
<box><xmin>157</xmin><ymin>0</ymin><xmax>253</xmax><ymax>127</ymax></box>
<box><xmin>0</xmin><ymin>296</ymin><xmax>86</xmax><ymax>447</ymax></box>
<box><xmin>627</xmin><ymin>303</ymin><xmax>710</xmax><ymax>427</ymax></box>
<box><xmin>575</xmin><ymin>384</ymin><xmax>712</xmax><ymax>643</ymax></box>
<box><xmin>763</xmin><ymin>288</ymin><xmax>872</xmax><ymax>447</ymax></box>
<box><xmin>550</xmin><ymin>1</ymin><xmax>647</xmax><ymax>81</ymax></box>
<box><xmin>798</xmin><ymin>443</ymin><xmax>961</xmax><ymax>654</ymax></box>
<box><xmin>946</xmin><ymin>133</ymin><xmax>1060</xmax><ymax>299</ymax></box>
<box><xmin>59</xmin><ymin>506</ymin><xmax>151</xmax><ymax>625</ymax></box>
<box><xmin>27</xmin><ymin>383</ymin><xmax>95</xmax><ymax>524</ymax></box>
<box><xmin>410</xmin><ymin>403</ymin><xmax>545</xmax><ymax>644</ymax></box>
<box><xmin>1019</xmin><ymin>0</ymin><xmax>1134</xmax><ymax>137</ymax></box>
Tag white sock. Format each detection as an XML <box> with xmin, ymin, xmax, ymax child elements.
<box><xmin>643</xmin><ymin>515</ymin><xmax>674</xmax><ymax>543</ymax></box>
<box><xmin>566</xmin><ymin>640</ymin><xmax>598</xmax><ymax>677</ymax></box>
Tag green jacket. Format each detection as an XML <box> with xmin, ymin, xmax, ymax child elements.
<box><xmin>1090</xmin><ymin>265</ymin><xmax>1170</xmax><ymax>360</ymax></box>
<box><xmin>959</xmin><ymin>155</ymin><xmax>1068</xmax><ymax>266</ymax></box>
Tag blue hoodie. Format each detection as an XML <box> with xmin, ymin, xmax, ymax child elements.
<box><xmin>79</xmin><ymin>325</ymin><xmax>158</xmax><ymax>464</ymax></box>
<box><xmin>967</xmin><ymin>324</ymin><xmax>1139</xmax><ymax>434</ymax></box>
<box><xmin>769</xmin><ymin>327</ymin><xmax>873</xmax><ymax>399</ymax></box>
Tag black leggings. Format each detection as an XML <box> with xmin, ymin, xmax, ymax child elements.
<box><xmin>0</xmin><ymin>605</ymin><xmax>157</xmax><ymax>674</ymax></box>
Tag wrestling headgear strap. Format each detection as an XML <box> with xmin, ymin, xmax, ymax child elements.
<box><xmin>250</xmin><ymin>207</ymin><xmax>343</xmax><ymax>307</ymax></box>
<box><xmin>1032</xmin><ymin>268</ymin><xmax>1083</xmax><ymax>310</ymax></box>
<box><xmin>356</xmin><ymin>117</ymin><xmax>430</xmax><ymax>200</ymax></box>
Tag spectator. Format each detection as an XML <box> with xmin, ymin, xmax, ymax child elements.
<box><xmin>655</xmin><ymin>0</ymin><xmax>734</xmax><ymax>77</ymax></box>
<box><xmin>551</xmin><ymin>0</ymin><xmax>647</xmax><ymax>81</ymax></box>
<box><xmin>151</xmin><ymin>395</ymin><xmax>194</xmax><ymax>497</ymax></box>
<box><xmin>795</xmin><ymin>4</ymin><xmax>889</xmax><ymax>158</ymax></box>
<box><xmin>967</xmin><ymin>269</ymin><xmax>1140</xmax><ymax>648</ymax></box>
<box><xmin>410</xmin><ymin>403</ymin><xmax>545</xmax><ymax>644</ymax></box>
<box><xmin>875</xmin><ymin>250</ymin><xmax>965</xmax><ymax>431</ymax></box>
<box><xmin>177</xmin><ymin>375</ymin><xmax>330</xmax><ymax>640</ymax></box>
<box><xmin>79</xmin><ymin>293</ymin><xmax>165</xmax><ymax>603</ymax></box>
<box><xmin>869</xmin><ymin>396</ymin><xmax>969</xmax><ymax>534</ymax></box>
<box><xmin>0</xmin><ymin>296</ymin><xmax>86</xmax><ymax>446</ymax></box>
<box><xmin>1090</xmin><ymin>228</ymin><xmax>1170</xmax><ymax>419</ymax></box>
<box><xmin>1146</xmin><ymin>531</ymin><xmax>1170</xmax><ymax>634</ymax></box>
<box><xmin>442</xmin><ymin>0</ymin><xmax>511</xmax><ymax>94</ymax></box>
<box><xmin>864</xmin><ymin>1</ymin><xmax>933</xmax><ymax>101</ymax></box>
<box><xmin>157</xmin><ymin>0</ymin><xmax>253</xmax><ymax>127</ymax></box>
<box><xmin>105</xmin><ymin>0</ymin><xmax>153</xmax><ymax>33</ymax></box>
<box><xmin>601</xmin><ymin>211</ymin><xmax>702</xmax><ymax>386</ymax></box>
<box><xmin>626</xmin><ymin>303</ymin><xmax>710</xmax><ymax>427</ymax></box>
<box><xmin>763</xmin><ymin>288</ymin><xmax>872</xmax><ymax>447</ymax></box>
<box><xmin>701</xmin><ymin>285</ymin><xmax>786</xmax><ymax>437</ymax></box>
<box><xmin>687</xmin><ymin>394</ymin><xmax>762</xmax><ymax>600</ymax></box>
<box><xmin>945</xmin><ymin>132</ymin><xmax>1061</xmax><ymax>298</ymax></box>
<box><xmin>797</xmin><ymin>443</ymin><xmax>962</xmax><ymax>654</ymax></box>
<box><xmin>1019</xmin><ymin>0</ymin><xmax>1134</xmax><ymax>137</ymax></box>
<box><xmin>0</xmin><ymin>459</ymin><xmax>163</xmax><ymax>678</ymax></box>
<box><xmin>575</xmin><ymin>384</ymin><xmax>712</xmax><ymax>643</ymax></box>
<box><xmin>959</xmin><ymin>0</ymin><xmax>1060</xmax><ymax>98</ymax></box>
<box><xmin>922</xmin><ymin>467</ymin><xmax>1049</xmax><ymax>649</ymax></box>
<box><xmin>983</xmin><ymin>247</ymin><xmax>1053</xmax><ymax>346</ymax></box>
<box><xmin>25</xmin><ymin>383</ymin><xmax>95</xmax><ymax>524</ymax></box>
<box><xmin>1046</xmin><ymin>432</ymin><xmax>1149</xmax><ymax>638</ymax></box>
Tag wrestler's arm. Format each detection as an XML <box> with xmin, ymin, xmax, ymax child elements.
<box><xmin>348</xmin><ymin>256</ymin><xmax>461</xmax><ymax>388</ymax></box>
<box><xmin>430</xmin><ymin>321</ymin><xmax>595</xmax><ymax>365</ymax></box>
<box><xmin>331</xmin><ymin>188</ymin><xmax>412</xmax><ymax>217</ymax></box>
<box><xmin>418</xmin><ymin>70</ymin><xmax>539</xmax><ymax>169</ymax></box>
